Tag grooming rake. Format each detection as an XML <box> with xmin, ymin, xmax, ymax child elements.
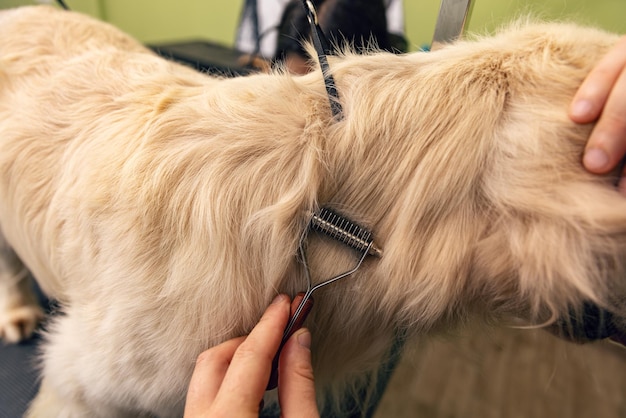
<box><xmin>267</xmin><ymin>207</ymin><xmax>382</xmax><ymax>389</ymax></box>
<box><xmin>265</xmin><ymin>0</ymin><xmax>383</xmax><ymax>390</ymax></box>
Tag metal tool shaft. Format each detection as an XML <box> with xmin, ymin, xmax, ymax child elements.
<box><xmin>431</xmin><ymin>0</ymin><xmax>474</xmax><ymax>50</ymax></box>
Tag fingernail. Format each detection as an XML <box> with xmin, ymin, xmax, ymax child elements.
<box><xmin>297</xmin><ymin>329</ymin><xmax>311</xmax><ymax>349</ymax></box>
<box><xmin>271</xmin><ymin>294</ymin><xmax>286</xmax><ymax>304</ymax></box>
<box><xmin>583</xmin><ymin>148</ymin><xmax>610</xmax><ymax>171</ymax></box>
<box><xmin>571</xmin><ymin>99</ymin><xmax>593</xmax><ymax>118</ymax></box>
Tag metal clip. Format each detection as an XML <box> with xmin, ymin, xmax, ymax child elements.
<box><xmin>305</xmin><ymin>0</ymin><xmax>319</xmax><ymax>25</ymax></box>
<box><xmin>431</xmin><ymin>0</ymin><xmax>474</xmax><ymax>50</ymax></box>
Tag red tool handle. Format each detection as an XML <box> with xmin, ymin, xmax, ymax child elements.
<box><xmin>266</xmin><ymin>292</ymin><xmax>314</xmax><ymax>390</ymax></box>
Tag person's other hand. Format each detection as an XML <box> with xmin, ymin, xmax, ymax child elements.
<box><xmin>570</xmin><ymin>35</ymin><xmax>626</xmax><ymax>192</ymax></box>
<box><xmin>183</xmin><ymin>294</ymin><xmax>319</xmax><ymax>418</ymax></box>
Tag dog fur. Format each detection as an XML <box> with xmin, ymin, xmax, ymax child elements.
<box><xmin>0</xmin><ymin>5</ymin><xmax>625</xmax><ymax>417</ymax></box>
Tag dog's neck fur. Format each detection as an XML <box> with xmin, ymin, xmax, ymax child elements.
<box><xmin>237</xmin><ymin>24</ymin><xmax>624</xmax><ymax>334</ymax></box>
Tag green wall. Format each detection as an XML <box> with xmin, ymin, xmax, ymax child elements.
<box><xmin>100</xmin><ymin>1</ymin><xmax>241</xmax><ymax>46</ymax></box>
<box><xmin>1</xmin><ymin>1</ymin><xmax>626</xmax><ymax>50</ymax></box>
<box><xmin>407</xmin><ymin>0</ymin><xmax>626</xmax><ymax>49</ymax></box>
<box><xmin>0</xmin><ymin>0</ymin><xmax>101</xmax><ymax>17</ymax></box>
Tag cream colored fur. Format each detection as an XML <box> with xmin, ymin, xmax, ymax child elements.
<box><xmin>0</xmin><ymin>5</ymin><xmax>625</xmax><ymax>417</ymax></box>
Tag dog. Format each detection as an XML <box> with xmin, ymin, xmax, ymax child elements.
<box><xmin>0</xmin><ymin>5</ymin><xmax>625</xmax><ymax>417</ymax></box>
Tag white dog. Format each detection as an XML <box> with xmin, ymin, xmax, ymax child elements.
<box><xmin>0</xmin><ymin>5</ymin><xmax>625</xmax><ymax>417</ymax></box>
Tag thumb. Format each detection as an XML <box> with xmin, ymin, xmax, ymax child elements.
<box><xmin>277</xmin><ymin>328</ymin><xmax>319</xmax><ymax>418</ymax></box>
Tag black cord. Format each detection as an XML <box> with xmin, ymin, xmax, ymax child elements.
<box><xmin>56</xmin><ymin>0</ymin><xmax>70</xmax><ymax>11</ymax></box>
<box><xmin>299</xmin><ymin>0</ymin><xmax>343</xmax><ymax>119</ymax></box>
<box><xmin>236</xmin><ymin>0</ymin><xmax>266</xmax><ymax>68</ymax></box>
<box><xmin>236</xmin><ymin>0</ymin><xmax>261</xmax><ymax>53</ymax></box>
<box><xmin>248</xmin><ymin>0</ymin><xmax>260</xmax><ymax>54</ymax></box>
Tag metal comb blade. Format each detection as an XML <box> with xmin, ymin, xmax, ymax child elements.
<box><xmin>310</xmin><ymin>207</ymin><xmax>383</xmax><ymax>257</ymax></box>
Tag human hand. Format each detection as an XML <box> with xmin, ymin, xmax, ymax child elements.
<box><xmin>183</xmin><ymin>294</ymin><xmax>319</xmax><ymax>418</ymax></box>
<box><xmin>570</xmin><ymin>35</ymin><xmax>626</xmax><ymax>191</ymax></box>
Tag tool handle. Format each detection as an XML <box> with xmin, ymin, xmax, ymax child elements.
<box><xmin>266</xmin><ymin>292</ymin><xmax>314</xmax><ymax>390</ymax></box>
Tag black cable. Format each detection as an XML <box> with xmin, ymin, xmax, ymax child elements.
<box><xmin>299</xmin><ymin>0</ymin><xmax>343</xmax><ymax>119</ymax></box>
<box><xmin>236</xmin><ymin>0</ymin><xmax>260</xmax><ymax>53</ymax></box>
<box><xmin>56</xmin><ymin>0</ymin><xmax>70</xmax><ymax>10</ymax></box>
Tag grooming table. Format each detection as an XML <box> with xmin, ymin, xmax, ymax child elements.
<box><xmin>0</xmin><ymin>337</ymin><xmax>42</xmax><ymax>418</ymax></box>
<box><xmin>149</xmin><ymin>40</ymin><xmax>255</xmax><ymax>76</ymax></box>
<box><xmin>0</xmin><ymin>285</ymin><xmax>52</xmax><ymax>418</ymax></box>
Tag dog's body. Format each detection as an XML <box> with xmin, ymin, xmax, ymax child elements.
<box><xmin>1</xmin><ymin>6</ymin><xmax>625</xmax><ymax>417</ymax></box>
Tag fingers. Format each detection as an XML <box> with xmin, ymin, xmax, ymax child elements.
<box><xmin>184</xmin><ymin>337</ymin><xmax>245</xmax><ymax>417</ymax></box>
<box><xmin>278</xmin><ymin>328</ymin><xmax>320</xmax><ymax>418</ymax></box>
<box><xmin>583</xmin><ymin>71</ymin><xmax>626</xmax><ymax>174</ymax></box>
<box><xmin>266</xmin><ymin>293</ymin><xmax>311</xmax><ymax>390</ymax></box>
<box><xmin>211</xmin><ymin>294</ymin><xmax>291</xmax><ymax>413</ymax></box>
<box><xmin>183</xmin><ymin>294</ymin><xmax>319</xmax><ymax>418</ymax></box>
<box><xmin>570</xmin><ymin>35</ymin><xmax>626</xmax><ymax>174</ymax></box>
<box><xmin>570</xmin><ymin>35</ymin><xmax>626</xmax><ymax>124</ymax></box>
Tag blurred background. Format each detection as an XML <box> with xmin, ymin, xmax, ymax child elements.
<box><xmin>1</xmin><ymin>0</ymin><xmax>625</xmax><ymax>50</ymax></box>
